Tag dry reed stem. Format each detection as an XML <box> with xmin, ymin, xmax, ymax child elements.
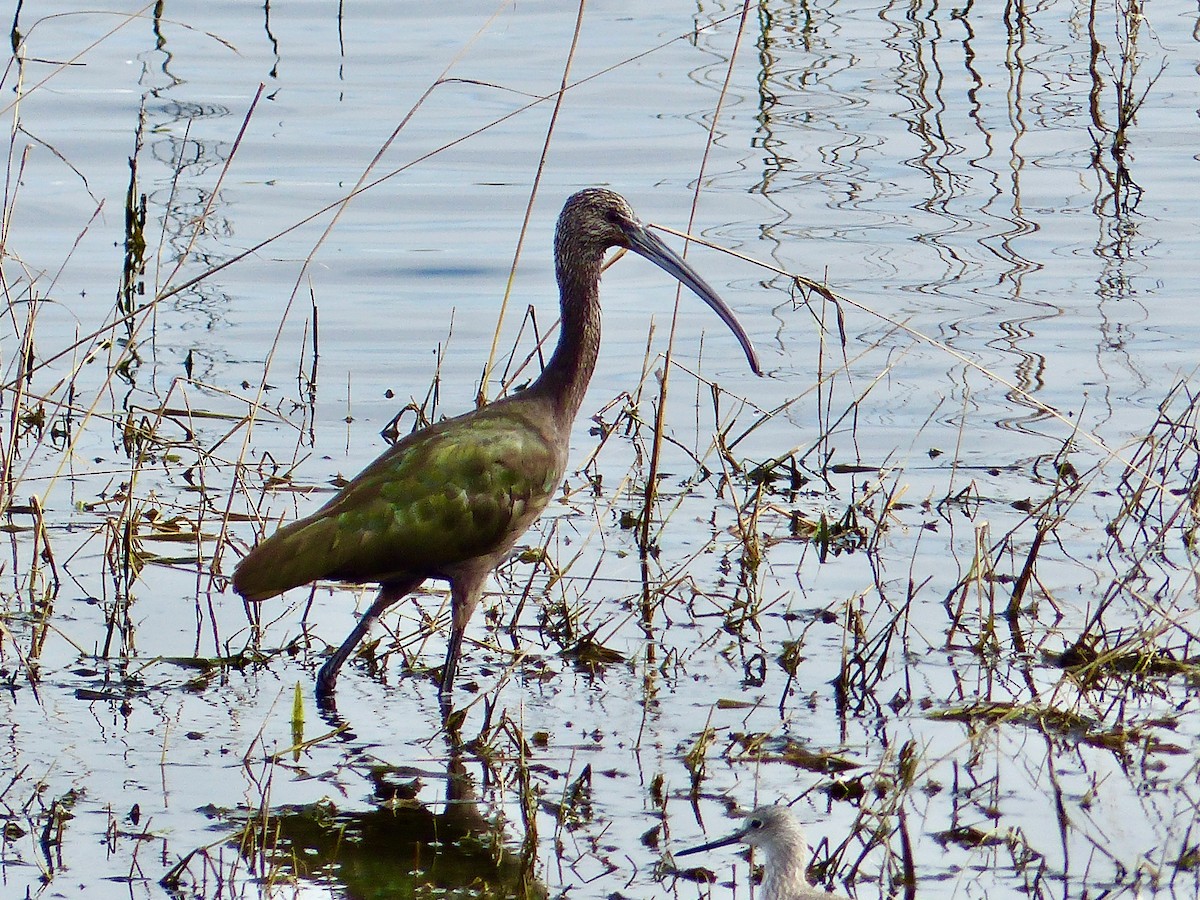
<box><xmin>639</xmin><ymin>0</ymin><xmax>754</xmax><ymax>571</ymax></box>
<box><xmin>0</xmin><ymin>6</ymin><xmax>157</xmax><ymax>118</ymax></box>
<box><xmin>480</xmin><ymin>0</ymin><xmax>584</xmax><ymax>404</ymax></box>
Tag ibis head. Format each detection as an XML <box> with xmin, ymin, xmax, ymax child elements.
<box><xmin>552</xmin><ymin>188</ymin><xmax>761</xmax><ymax>378</ymax></box>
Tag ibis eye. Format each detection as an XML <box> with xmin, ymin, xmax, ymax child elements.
<box><xmin>750</xmin><ymin>818</ymin><xmax>764</xmax><ymax>830</ymax></box>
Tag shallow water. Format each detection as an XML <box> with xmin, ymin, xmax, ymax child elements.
<box><xmin>2</xmin><ymin>1</ymin><xmax>1199</xmax><ymax>899</ymax></box>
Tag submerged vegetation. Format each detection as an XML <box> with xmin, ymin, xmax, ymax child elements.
<box><xmin>0</xmin><ymin>1</ymin><xmax>1197</xmax><ymax>899</ymax></box>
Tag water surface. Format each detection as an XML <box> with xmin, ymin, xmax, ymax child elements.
<box><xmin>2</xmin><ymin>2</ymin><xmax>1198</xmax><ymax>899</ymax></box>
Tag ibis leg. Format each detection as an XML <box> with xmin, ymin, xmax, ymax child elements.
<box><xmin>316</xmin><ymin>578</ymin><xmax>420</xmax><ymax>700</ymax></box>
<box><xmin>439</xmin><ymin>572</ymin><xmax>486</xmax><ymax>698</ymax></box>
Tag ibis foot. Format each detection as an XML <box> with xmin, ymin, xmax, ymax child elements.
<box><xmin>315</xmin><ymin>658</ymin><xmax>340</xmax><ymax>702</ymax></box>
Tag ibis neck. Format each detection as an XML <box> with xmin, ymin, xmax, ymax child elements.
<box><xmin>531</xmin><ymin>258</ymin><xmax>603</xmax><ymax>424</ymax></box>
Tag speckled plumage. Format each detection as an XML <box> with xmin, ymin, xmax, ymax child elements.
<box><xmin>676</xmin><ymin>805</ymin><xmax>850</xmax><ymax>900</ymax></box>
<box><xmin>232</xmin><ymin>188</ymin><xmax>760</xmax><ymax>709</ymax></box>
<box><xmin>234</xmin><ymin>402</ymin><xmax>562</xmax><ymax>601</ymax></box>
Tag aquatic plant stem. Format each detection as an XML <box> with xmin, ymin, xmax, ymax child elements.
<box><xmin>481</xmin><ymin>0</ymin><xmax>585</xmax><ymax>406</ymax></box>
<box><xmin>638</xmin><ymin>0</ymin><xmax>753</xmax><ymax>611</ymax></box>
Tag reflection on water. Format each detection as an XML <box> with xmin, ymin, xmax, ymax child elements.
<box><xmin>1</xmin><ymin>1</ymin><xmax>1199</xmax><ymax>899</ymax></box>
<box><xmin>212</xmin><ymin>738</ymin><xmax>544</xmax><ymax>900</ymax></box>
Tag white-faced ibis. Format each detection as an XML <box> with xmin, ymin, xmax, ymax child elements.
<box><xmin>232</xmin><ymin>188</ymin><xmax>761</xmax><ymax>706</ymax></box>
<box><xmin>675</xmin><ymin>805</ymin><xmax>849</xmax><ymax>900</ymax></box>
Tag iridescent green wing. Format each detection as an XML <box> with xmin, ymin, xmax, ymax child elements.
<box><xmin>234</xmin><ymin>405</ymin><xmax>561</xmax><ymax>600</ymax></box>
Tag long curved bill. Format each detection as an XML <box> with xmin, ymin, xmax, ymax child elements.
<box><xmin>621</xmin><ymin>221</ymin><xmax>762</xmax><ymax>376</ymax></box>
